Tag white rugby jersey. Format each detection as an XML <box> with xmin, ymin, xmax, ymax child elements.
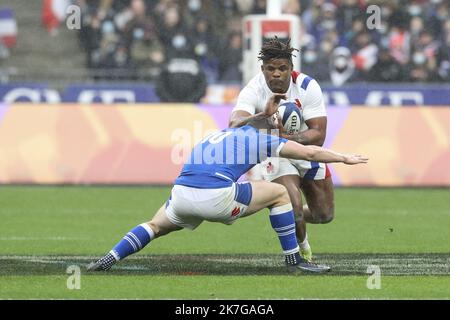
<box><xmin>232</xmin><ymin>71</ymin><xmax>326</xmax><ymax>132</ymax></box>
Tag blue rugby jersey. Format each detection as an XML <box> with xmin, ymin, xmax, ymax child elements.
<box><xmin>174</xmin><ymin>125</ymin><xmax>287</xmax><ymax>188</ymax></box>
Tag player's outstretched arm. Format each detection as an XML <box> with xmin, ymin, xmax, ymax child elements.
<box><xmin>279</xmin><ymin>141</ymin><xmax>368</xmax><ymax>165</ymax></box>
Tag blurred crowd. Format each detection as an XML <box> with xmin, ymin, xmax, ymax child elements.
<box><xmin>299</xmin><ymin>0</ymin><xmax>450</xmax><ymax>84</ymax></box>
<box><xmin>75</xmin><ymin>0</ymin><xmax>247</xmax><ymax>82</ymax></box>
<box><xmin>74</xmin><ymin>0</ymin><xmax>450</xmax><ymax>84</ymax></box>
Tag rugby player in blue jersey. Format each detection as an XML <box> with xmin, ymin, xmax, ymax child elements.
<box><xmin>88</xmin><ymin>94</ymin><xmax>367</xmax><ymax>273</ymax></box>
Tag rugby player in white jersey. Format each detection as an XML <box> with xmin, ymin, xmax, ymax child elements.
<box><xmin>229</xmin><ymin>37</ymin><xmax>333</xmax><ymax>262</ymax></box>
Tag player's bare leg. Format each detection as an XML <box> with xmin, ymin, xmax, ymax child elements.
<box><xmin>87</xmin><ymin>205</ymin><xmax>182</xmax><ymax>271</ymax></box>
<box><xmin>241</xmin><ymin>181</ymin><xmax>291</xmax><ymax>216</ymax></box>
<box><xmin>147</xmin><ymin>205</ymin><xmax>183</xmax><ymax>238</ymax></box>
<box><xmin>300</xmin><ymin>176</ymin><xmax>335</xmax><ymax>224</ymax></box>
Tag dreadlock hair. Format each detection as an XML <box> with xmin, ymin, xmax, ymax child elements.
<box><xmin>258</xmin><ymin>37</ymin><xmax>299</xmax><ymax>65</ymax></box>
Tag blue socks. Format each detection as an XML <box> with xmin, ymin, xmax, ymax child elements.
<box><xmin>269</xmin><ymin>204</ymin><xmax>300</xmax><ymax>257</ymax></box>
<box><xmin>110</xmin><ymin>223</ymin><xmax>155</xmax><ymax>261</ymax></box>
<box><xmin>102</xmin><ymin>206</ymin><xmax>299</xmax><ymax>269</ymax></box>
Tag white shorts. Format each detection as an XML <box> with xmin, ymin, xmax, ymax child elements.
<box><xmin>165</xmin><ymin>182</ymin><xmax>253</xmax><ymax>230</ymax></box>
<box><xmin>260</xmin><ymin>157</ymin><xmax>330</xmax><ymax>182</ymax></box>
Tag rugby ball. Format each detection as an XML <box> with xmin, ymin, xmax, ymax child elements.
<box><xmin>277</xmin><ymin>102</ymin><xmax>302</xmax><ymax>135</ymax></box>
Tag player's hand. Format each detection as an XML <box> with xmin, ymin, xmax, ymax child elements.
<box><xmin>343</xmin><ymin>154</ymin><xmax>369</xmax><ymax>165</ymax></box>
<box><xmin>275</xmin><ymin>114</ymin><xmax>286</xmax><ymax>137</ymax></box>
<box><xmin>264</xmin><ymin>94</ymin><xmax>286</xmax><ymax>117</ymax></box>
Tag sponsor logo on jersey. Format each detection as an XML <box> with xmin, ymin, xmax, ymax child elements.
<box><xmin>266</xmin><ymin>162</ymin><xmax>274</xmax><ymax>174</ymax></box>
<box><xmin>231</xmin><ymin>207</ymin><xmax>241</xmax><ymax>217</ymax></box>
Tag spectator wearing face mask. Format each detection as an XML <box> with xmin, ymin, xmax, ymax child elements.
<box><xmin>407</xmin><ymin>30</ymin><xmax>441</xmax><ymax>81</ymax></box>
<box><xmin>191</xmin><ymin>17</ymin><xmax>221</xmax><ymax>83</ymax></box>
<box><xmin>368</xmin><ymin>48</ymin><xmax>406</xmax><ymax>82</ymax></box>
<box><xmin>407</xmin><ymin>30</ymin><xmax>441</xmax><ymax>80</ymax></box>
<box><xmin>128</xmin><ymin>20</ymin><xmax>165</xmax><ymax>78</ymax></box>
<box><xmin>121</xmin><ymin>0</ymin><xmax>165</xmax><ymax>77</ymax></box>
<box><xmin>218</xmin><ymin>31</ymin><xmax>243</xmax><ymax>82</ymax></box>
<box><xmin>427</xmin><ymin>0</ymin><xmax>449</xmax><ymax>39</ymax></box>
<box><xmin>409</xmin><ymin>16</ymin><xmax>425</xmax><ymax>48</ymax></box>
<box><xmin>437</xmin><ymin>20</ymin><xmax>450</xmax><ymax>82</ymax></box>
<box><xmin>336</xmin><ymin>0</ymin><xmax>365</xmax><ymax>36</ymax></box>
<box><xmin>156</xmin><ymin>4</ymin><xmax>195</xmax><ymax>60</ymax></box>
<box><xmin>329</xmin><ymin>46</ymin><xmax>360</xmax><ymax>86</ymax></box>
<box><xmin>251</xmin><ymin>0</ymin><xmax>267</xmax><ymax>14</ymax></box>
<box><xmin>300</xmin><ymin>47</ymin><xmax>330</xmax><ymax>83</ymax></box>
<box><xmin>407</xmin><ymin>50</ymin><xmax>440</xmax><ymax>82</ymax></box>
<box><xmin>89</xmin><ymin>19</ymin><xmax>120</xmax><ymax>78</ymax></box>
<box><xmin>342</xmin><ymin>17</ymin><xmax>365</xmax><ymax>47</ymax></box>
<box><xmin>313</xmin><ymin>2</ymin><xmax>338</xmax><ymax>42</ymax></box>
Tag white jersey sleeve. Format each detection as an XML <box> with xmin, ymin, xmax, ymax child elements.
<box><xmin>301</xmin><ymin>79</ymin><xmax>327</xmax><ymax>121</ymax></box>
<box><xmin>232</xmin><ymin>74</ymin><xmax>267</xmax><ymax>115</ymax></box>
<box><xmin>233</xmin><ymin>85</ymin><xmax>257</xmax><ymax>115</ymax></box>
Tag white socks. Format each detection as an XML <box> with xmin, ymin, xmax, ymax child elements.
<box><xmin>299</xmin><ymin>232</ymin><xmax>310</xmax><ymax>250</ymax></box>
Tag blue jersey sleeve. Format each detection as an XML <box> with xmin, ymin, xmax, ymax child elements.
<box><xmin>257</xmin><ymin>132</ymin><xmax>288</xmax><ymax>160</ymax></box>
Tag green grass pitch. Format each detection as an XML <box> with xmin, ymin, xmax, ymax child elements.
<box><xmin>0</xmin><ymin>186</ymin><xmax>449</xmax><ymax>299</ymax></box>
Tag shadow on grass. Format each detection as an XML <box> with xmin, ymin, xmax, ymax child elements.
<box><xmin>0</xmin><ymin>253</ymin><xmax>449</xmax><ymax>276</ymax></box>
